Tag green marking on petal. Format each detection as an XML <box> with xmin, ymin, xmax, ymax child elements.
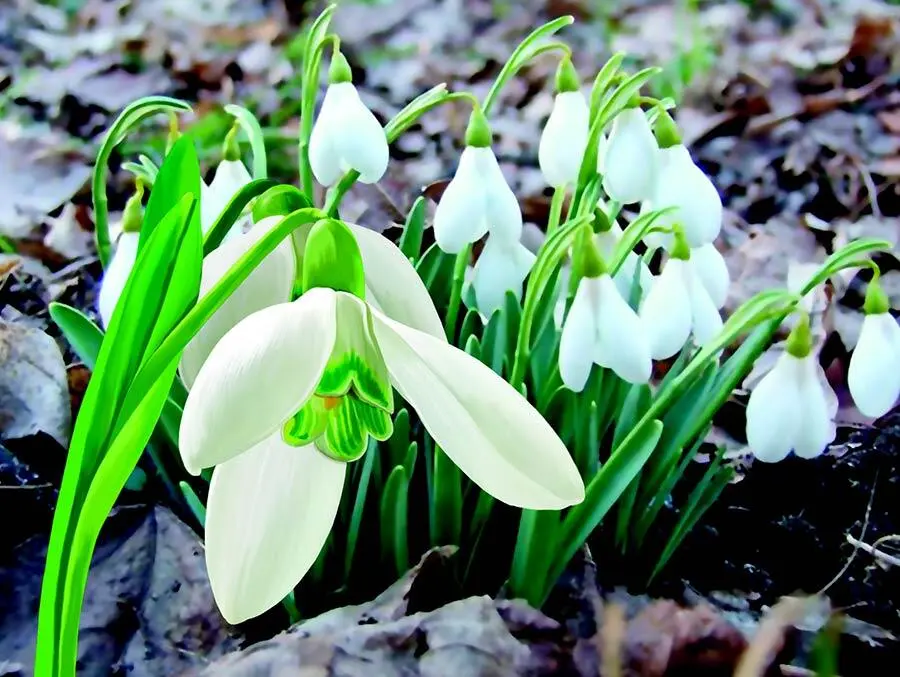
<box><xmin>282</xmin><ymin>397</ymin><xmax>328</xmax><ymax>446</ymax></box>
<box><xmin>316</xmin><ymin>396</ymin><xmax>393</xmax><ymax>462</ymax></box>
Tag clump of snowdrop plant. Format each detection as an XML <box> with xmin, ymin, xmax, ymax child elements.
<box><xmin>39</xmin><ymin>8</ymin><xmax>895</xmax><ymax>676</ymax></box>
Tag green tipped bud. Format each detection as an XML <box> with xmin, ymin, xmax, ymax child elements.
<box><xmin>670</xmin><ymin>225</ymin><xmax>691</xmax><ymax>261</ymax></box>
<box><xmin>165</xmin><ymin>113</ymin><xmax>181</xmax><ymax>154</ymax></box>
<box><xmin>329</xmin><ymin>50</ymin><xmax>353</xmax><ymax>84</ymax></box>
<box><xmin>464</xmin><ymin>105</ymin><xmax>492</xmax><ymax>148</ymax></box>
<box><xmin>863</xmin><ymin>276</ymin><xmax>890</xmax><ymax>315</ymax></box>
<box><xmin>302</xmin><ymin>218</ymin><xmax>366</xmax><ymax>298</ymax></box>
<box><xmin>785</xmin><ymin>312</ymin><xmax>813</xmax><ymax>358</ymax></box>
<box><xmin>573</xmin><ymin>223</ymin><xmax>607</xmax><ymax>279</ymax></box>
<box><xmin>653</xmin><ymin>107</ymin><xmax>682</xmax><ymax>149</ymax></box>
<box><xmin>121</xmin><ymin>180</ymin><xmax>144</xmax><ymax>233</ymax></box>
<box><xmin>223</xmin><ymin>122</ymin><xmax>241</xmax><ymax>162</ymax></box>
<box><xmin>555</xmin><ymin>56</ymin><xmax>580</xmax><ymax>94</ymax></box>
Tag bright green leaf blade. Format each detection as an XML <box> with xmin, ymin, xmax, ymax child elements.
<box><xmin>380</xmin><ymin>465</ymin><xmax>409</xmax><ymax>577</ymax></box>
<box><xmin>224</xmin><ymin>104</ymin><xmax>268</xmax><ymax>180</ymax></box>
<box><xmin>399</xmin><ymin>196</ymin><xmax>425</xmax><ymax>262</ymax></box>
<box><xmin>202</xmin><ymin>178</ymin><xmax>279</xmax><ymax>254</ymax></box>
<box><xmin>48</xmin><ymin>303</ymin><xmax>103</xmax><ymax>370</ymax></box>
<box><xmin>141</xmin><ymin>135</ymin><xmax>200</xmax><ymax>246</ymax></box>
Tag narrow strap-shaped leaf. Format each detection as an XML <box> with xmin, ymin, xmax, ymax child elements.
<box><xmin>399</xmin><ymin>196</ymin><xmax>426</xmax><ymax>262</ymax></box>
<box><xmin>380</xmin><ymin>465</ymin><xmax>409</xmax><ymax>577</ymax></box>
<box><xmin>48</xmin><ymin>303</ymin><xmax>103</xmax><ymax>370</ymax></box>
<box><xmin>430</xmin><ymin>445</ymin><xmax>462</xmax><ymax>547</ymax></box>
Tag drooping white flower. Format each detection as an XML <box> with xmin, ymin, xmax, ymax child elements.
<box><xmin>433</xmin><ymin>145</ymin><xmax>522</xmax><ymax>254</ymax></box>
<box><xmin>848</xmin><ymin>310</ymin><xmax>900</xmax><ymax>418</ymax></box>
<box><xmin>201</xmin><ymin>158</ymin><xmax>252</xmax><ymax>236</ymax></box>
<box><xmin>471</xmin><ymin>233</ymin><xmax>536</xmax><ymax>317</ymax></box>
<box><xmin>539</xmin><ymin>91</ymin><xmax>589</xmax><ymax>188</ymax></box>
<box><xmin>746</xmin><ymin>350</ymin><xmax>837</xmax><ymax>462</ymax></box>
<box><xmin>639</xmin><ymin>245</ymin><xmax>724</xmax><ymax>360</ymax></box>
<box><xmin>560</xmin><ymin>273</ymin><xmax>652</xmax><ymax>390</ymax></box>
<box><xmin>181</xmin><ymin>284</ymin><xmax>584</xmax><ymax>623</ymax></box>
<box><xmin>643</xmin><ymin>144</ymin><xmax>722</xmax><ymax>248</ymax></box>
<box><xmin>98</xmin><ymin>230</ymin><xmax>140</xmax><ymax>328</ymax></box>
<box><xmin>593</xmin><ymin>221</ymin><xmax>653</xmax><ymax>302</ymax></box>
<box><xmin>689</xmin><ymin>242</ymin><xmax>730</xmax><ymax>310</ymax></box>
<box><xmin>309</xmin><ymin>81</ymin><xmax>389</xmax><ymax>187</ymax></box>
<box><xmin>601</xmin><ymin>107</ymin><xmax>659</xmax><ymax>204</ymax></box>
<box><xmin>179</xmin><ymin>217</ymin><xmax>445</xmax><ymax>388</ymax></box>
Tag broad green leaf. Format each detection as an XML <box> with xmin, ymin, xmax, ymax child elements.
<box><xmin>48</xmin><ymin>303</ymin><xmax>103</xmax><ymax>370</ymax></box>
<box><xmin>141</xmin><ymin>135</ymin><xmax>201</xmax><ymax>245</ymax></box>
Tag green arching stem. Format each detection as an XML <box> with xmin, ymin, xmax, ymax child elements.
<box><xmin>444</xmin><ymin>244</ymin><xmax>471</xmax><ymax>341</ymax></box>
<box><xmin>546</xmin><ymin>186</ymin><xmax>566</xmax><ymax>237</ymax></box>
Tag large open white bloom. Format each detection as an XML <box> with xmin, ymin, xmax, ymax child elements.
<box><xmin>601</xmin><ymin>108</ymin><xmax>658</xmax><ymax>204</ymax></box>
<box><xmin>98</xmin><ymin>231</ymin><xmax>140</xmax><ymax>328</ymax></box>
<box><xmin>559</xmin><ymin>274</ymin><xmax>652</xmax><ymax>390</ymax></box>
<box><xmin>848</xmin><ymin>311</ymin><xmax>900</xmax><ymax>417</ymax></box>
<box><xmin>433</xmin><ymin>146</ymin><xmax>522</xmax><ymax>254</ymax></box>
<box><xmin>201</xmin><ymin>159</ymin><xmax>252</xmax><ymax>236</ymax></box>
<box><xmin>179</xmin><ymin>217</ymin><xmax>444</xmax><ymax>388</ymax></box>
<box><xmin>746</xmin><ymin>351</ymin><xmax>837</xmax><ymax>462</ymax></box>
<box><xmin>538</xmin><ymin>90</ymin><xmax>589</xmax><ymax>188</ymax></box>
<box><xmin>639</xmin><ymin>256</ymin><xmax>723</xmax><ymax>360</ymax></box>
<box><xmin>471</xmin><ymin>233</ymin><xmax>536</xmax><ymax>317</ymax></box>
<box><xmin>643</xmin><ymin>145</ymin><xmax>722</xmax><ymax>248</ymax></box>
<box><xmin>181</xmin><ymin>287</ymin><xmax>585</xmax><ymax>624</ymax></box>
<box><xmin>309</xmin><ymin>82</ymin><xmax>389</xmax><ymax>186</ymax></box>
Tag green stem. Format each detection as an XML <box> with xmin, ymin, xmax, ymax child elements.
<box><xmin>444</xmin><ymin>245</ymin><xmax>471</xmax><ymax>342</ymax></box>
<box><xmin>545</xmin><ymin>186</ymin><xmax>566</xmax><ymax>237</ymax></box>
<box><xmin>324</xmin><ymin>170</ymin><xmax>360</xmax><ymax>217</ymax></box>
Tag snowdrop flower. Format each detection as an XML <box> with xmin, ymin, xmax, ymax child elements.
<box><xmin>639</xmin><ymin>229</ymin><xmax>724</xmax><ymax>360</ymax></box>
<box><xmin>848</xmin><ymin>280</ymin><xmax>900</xmax><ymax>417</ymax></box>
<box><xmin>593</xmin><ymin>220</ymin><xmax>653</xmax><ymax>302</ymax></box>
<box><xmin>601</xmin><ymin>107</ymin><xmax>658</xmax><ymax>204</ymax></box>
<box><xmin>538</xmin><ymin>57</ymin><xmax>589</xmax><ymax>188</ymax></box>
<box><xmin>642</xmin><ymin>110</ymin><xmax>722</xmax><ymax>248</ymax></box>
<box><xmin>559</xmin><ymin>227</ymin><xmax>652</xmax><ymax>390</ymax></box>
<box><xmin>201</xmin><ymin>125</ymin><xmax>253</xmax><ymax>237</ymax></box>
<box><xmin>309</xmin><ymin>51</ymin><xmax>389</xmax><ymax>186</ymax></box>
<box><xmin>472</xmin><ymin>233</ymin><xmax>536</xmax><ymax>317</ymax></box>
<box><xmin>180</xmin><ymin>219</ymin><xmax>584</xmax><ymax>623</ymax></box>
<box><xmin>689</xmin><ymin>242</ymin><xmax>730</xmax><ymax>310</ymax></box>
<box><xmin>746</xmin><ymin>315</ymin><xmax>837</xmax><ymax>462</ymax></box>
<box><xmin>97</xmin><ymin>183</ymin><xmax>143</xmax><ymax>328</ymax></box>
<box><xmin>179</xmin><ymin>215</ymin><xmax>444</xmax><ymax>389</ymax></box>
<box><xmin>433</xmin><ymin>107</ymin><xmax>522</xmax><ymax>254</ymax></box>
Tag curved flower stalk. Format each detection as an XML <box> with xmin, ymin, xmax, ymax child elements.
<box><xmin>639</xmin><ymin>231</ymin><xmax>724</xmax><ymax>360</ymax></box>
<box><xmin>309</xmin><ymin>50</ymin><xmax>389</xmax><ymax>186</ymax></box>
<box><xmin>601</xmin><ymin>107</ymin><xmax>659</xmax><ymax>204</ymax></box>
<box><xmin>593</xmin><ymin>221</ymin><xmax>653</xmax><ymax>302</ymax></box>
<box><xmin>179</xmin><ymin>219</ymin><xmax>585</xmax><ymax>623</ymax></box>
<box><xmin>746</xmin><ymin>315</ymin><xmax>837</xmax><ymax>462</ymax></box>
<box><xmin>179</xmin><ymin>215</ymin><xmax>444</xmax><ymax>388</ymax></box>
<box><xmin>538</xmin><ymin>57</ymin><xmax>589</xmax><ymax>188</ymax></box>
<box><xmin>848</xmin><ymin>279</ymin><xmax>900</xmax><ymax>417</ymax></box>
<box><xmin>559</xmin><ymin>228</ymin><xmax>652</xmax><ymax>390</ymax></box>
<box><xmin>97</xmin><ymin>183</ymin><xmax>143</xmax><ymax>328</ymax></box>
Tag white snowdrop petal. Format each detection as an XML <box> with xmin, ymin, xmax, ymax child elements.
<box><xmin>372</xmin><ymin>310</ymin><xmax>585</xmax><ymax>509</ymax></box>
<box><xmin>595</xmin><ymin>275</ymin><xmax>652</xmax><ymax>384</ymax></box>
<box><xmin>602</xmin><ymin>108</ymin><xmax>659</xmax><ymax>204</ymax></box>
<box><xmin>98</xmin><ymin>231</ymin><xmax>141</xmax><ymax>328</ymax></box>
<box><xmin>612</xmin><ymin>251</ymin><xmax>652</xmax><ymax>303</ymax></box>
<box><xmin>309</xmin><ymin>86</ymin><xmax>344</xmax><ymax>187</ymax></box>
<box><xmin>559</xmin><ymin>280</ymin><xmax>599</xmax><ymax>392</ymax></box>
<box><xmin>179</xmin><ymin>289</ymin><xmax>337</xmax><ymax>474</ymax></box>
<box><xmin>687</xmin><ymin>269</ymin><xmax>723</xmax><ymax>347</ymax></box>
<box><xmin>639</xmin><ymin>261</ymin><xmax>693</xmax><ymax>360</ymax></box>
<box><xmin>482</xmin><ymin>150</ymin><xmax>523</xmax><ymax>242</ymax></box>
<box><xmin>205</xmin><ymin>434</ymin><xmax>345</xmax><ymax>624</ymax></box>
<box><xmin>653</xmin><ymin>145</ymin><xmax>722</xmax><ymax>247</ymax></box>
<box><xmin>792</xmin><ymin>357</ymin><xmax>836</xmax><ymax>458</ymax></box>
<box><xmin>179</xmin><ymin>216</ymin><xmax>296</xmax><ymax>389</ymax></box>
<box><xmin>690</xmin><ymin>243</ymin><xmax>730</xmax><ymax>310</ymax></box>
<box><xmin>433</xmin><ymin>147</ymin><xmax>490</xmax><ymax>253</ymax></box>
<box><xmin>539</xmin><ymin>91</ymin><xmax>590</xmax><ymax>187</ymax></box>
<box><xmin>848</xmin><ymin>312</ymin><xmax>900</xmax><ymax>417</ymax></box>
<box><xmin>335</xmin><ymin>84</ymin><xmax>389</xmax><ymax>184</ymax></box>
<box><xmin>745</xmin><ymin>355</ymin><xmax>802</xmax><ymax>462</ymax></box>
<box><xmin>472</xmin><ymin>236</ymin><xmax>535</xmax><ymax>318</ymax></box>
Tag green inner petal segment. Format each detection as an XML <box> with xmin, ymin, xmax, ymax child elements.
<box><xmin>282</xmin><ymin>396</ymin><xmax>329</xmax><ymax>446</ymax></box>
<box><xmin>283</xmin><ymin>395</ymin><xmax>392</xmax><ymax>462</ymax></box>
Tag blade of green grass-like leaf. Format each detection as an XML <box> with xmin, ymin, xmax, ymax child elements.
<box><xmin>399</xmin><ymin>196</ymin><xmax>426</xmax><ymax>262</ymax></box>
<box><xmin>344</xmin><ymin>438</ymin><xmax>378</xmax><ymax>577</ymax></box>
<box><xmin>380</xmin><ymin>465</ymin><xmax>409</xmax><ymax>577</ymax></box>
<box><xmin>431</xmin><ymin>446</ymin><xmax>462</xmax><ymax>547</ymax></box>
<box><xmin>48</xmin><ymin>304</ymin><xmax>103</xmax><ymax>370</ymax></box>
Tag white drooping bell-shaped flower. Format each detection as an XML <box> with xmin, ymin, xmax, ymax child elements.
<box><xmin>559</xmin><ymin>227</ymin><xmax>652</xmax><ymax>390</ymax></box>
<box><xmin>309</xmin><ymin>52</ymin><xmax>389</xmax><ymax>187</ymax></box>
<box><xmin>180</xmin><ymin>219</ymin><xmax>584</xmax><ymax>624</ymax></box>
<box><xmin>746</xmin><ymin>316</ymin><xmax>837</xmax><ymax>462</ymax></box>
<box><xmin>179</xmin><ymin>216</ymin><xmax>445</xmax><ymax>389</ymax></box>
<box><xmin>593</xmin><ymin>220</ymin><xmax>653</xmax><ymax>302</ymax></box>
<box><xmin>642</xmin><ymin>109</ymin><xmax>722</xmax><ymax>248</ymax></box>
<box><xmin>433</xmin><ymin>107</ymin><xmax>522</xmax><ymax>254</ymax></box>
<box><xmin>601</xmin><ymin>107</ymin><xmax>659</xmax><ymax>204</ymax></box>
<box><xmin>472</xmin><ymin>232</ymin><xmax>536</xmax><ymax>317</ymax></box>
<box><xmin>538</xmin><ymin>57</ymin><xmax>589</xmax><ymax>188</ymax></box>
<box><xmin>97</xmin><ymin>183</ymin><xmax>144</xmax><ymax>328</ymax></box>
<box><xmin>848</xmin><ymin>280</ymin><xmax>900</xmax><ymax>417</ymax></box>
<box><xmin>639</xmin><ymin>231</ymin><xmax>724</xmax><ymax>360</ymax></box>
<box><xmin>200</xmin><ymin>123</ymin><xmax>253</xmax><ymax>238</ymax></box>
<box><xmin>689</xmin><ymin>242</ymin><xmax>730</xmax><ymax>310</ymax></box>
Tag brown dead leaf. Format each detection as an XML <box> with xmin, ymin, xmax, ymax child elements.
<box><xmin>735</xmin><ymin>597</ymin><xmax>813</xmax><ymax>677</ymax></box>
